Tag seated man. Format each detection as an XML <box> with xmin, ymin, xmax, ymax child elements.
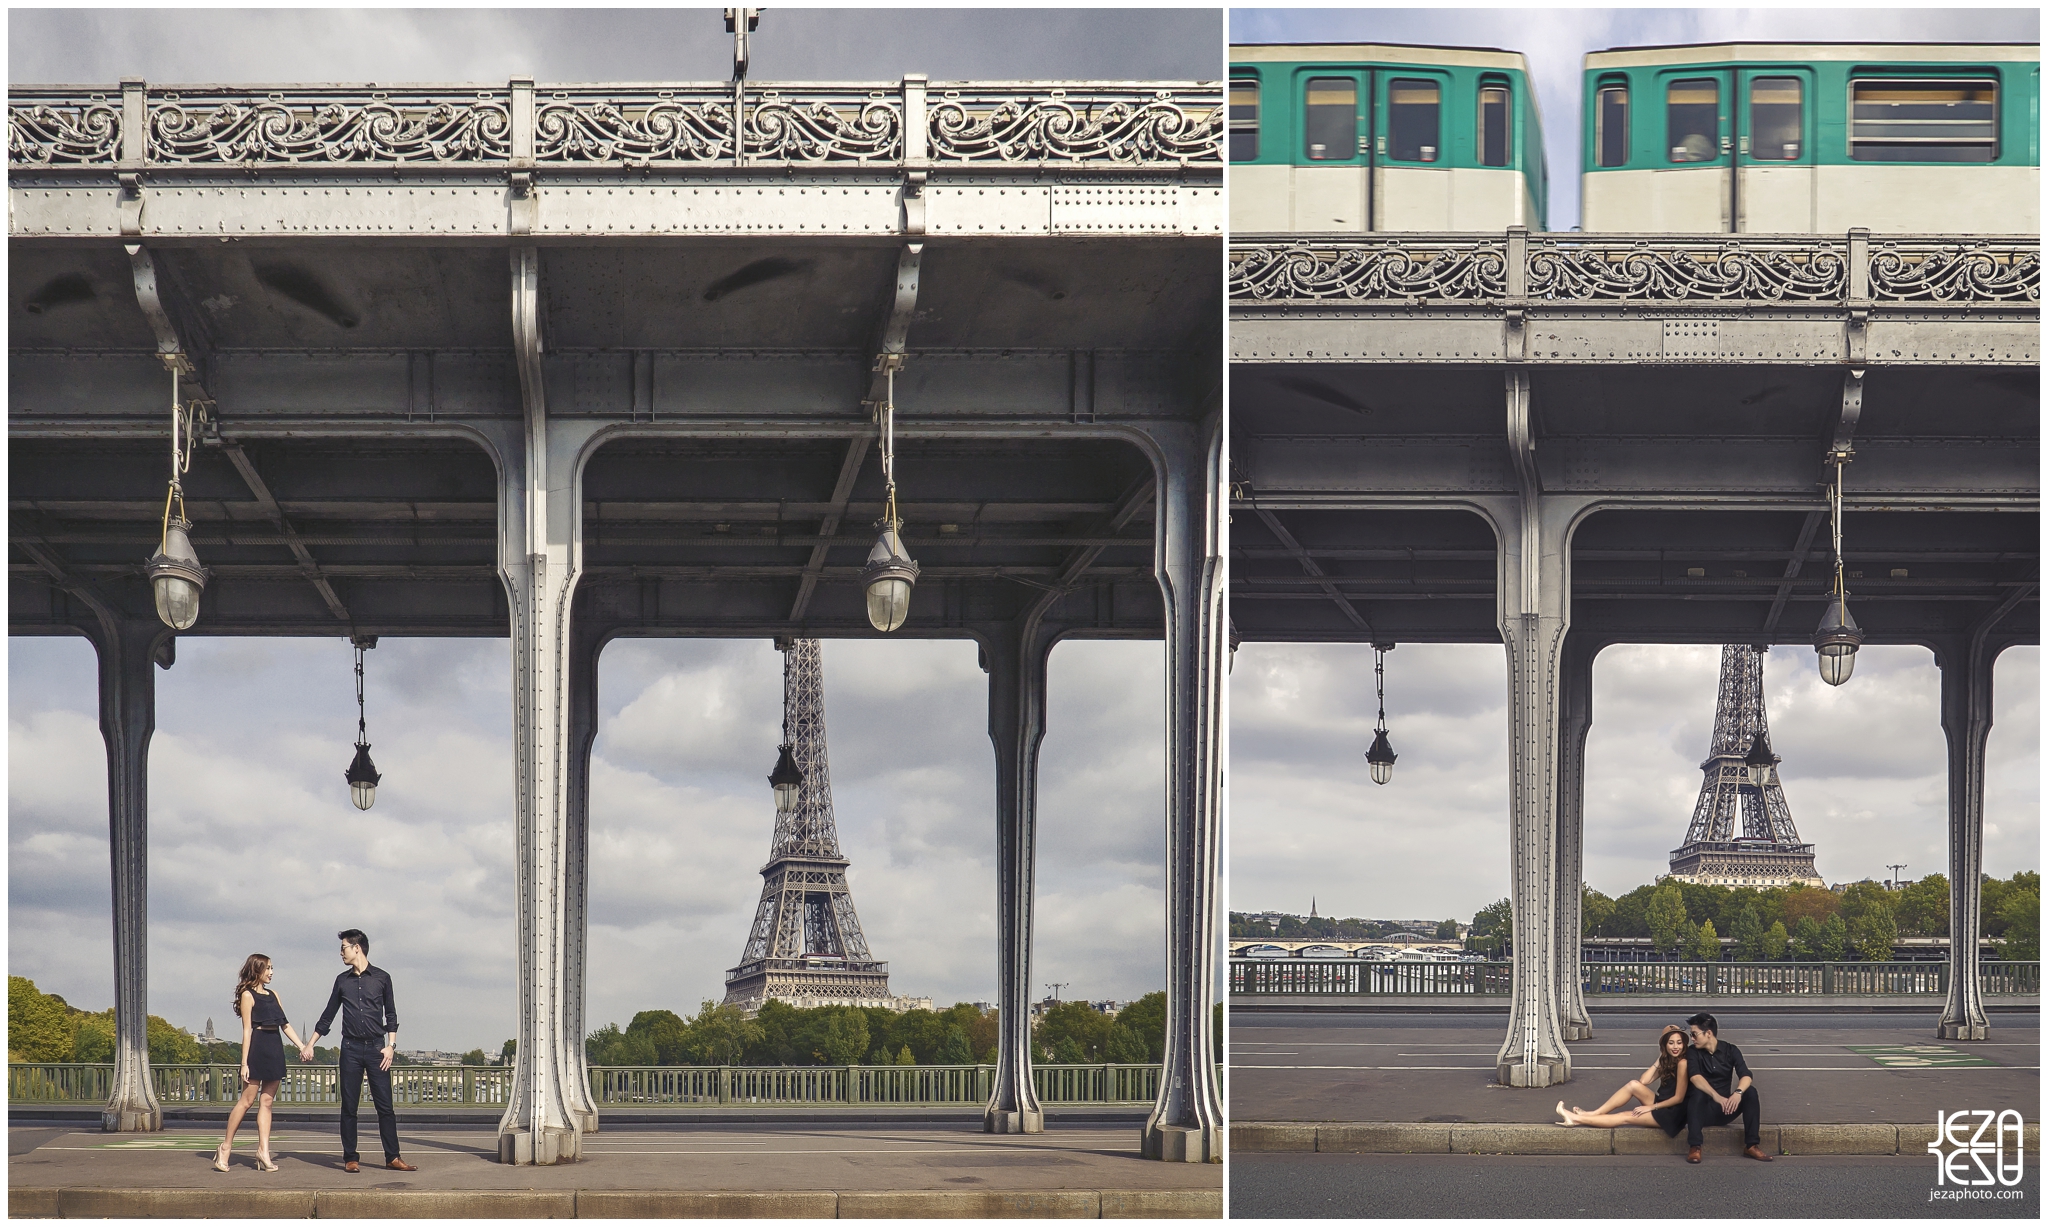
<box><xmin>1681</xmin><ymin>1011</ymin><xmax>1772</xmax><ymax>1164</ymax></box>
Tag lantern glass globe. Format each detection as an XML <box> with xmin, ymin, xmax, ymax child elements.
<box><xmin>865</xmin><ymin>576</ymin><xmax>912</xmax><ymax>633</ymax></box>
<box><xmin>1817</xmin><ymin>649</ymin><xmax>1856</xmax><ymax>686</ymax></box>
<box><xmin>153</xmin><ymin>574</ymin><xmax>203</xmax><ymax>631</ymax></box>
<box><xmin>351</xmin><ymin>781</ymin><xmax>377</xmax><ymax>811</ymax></box>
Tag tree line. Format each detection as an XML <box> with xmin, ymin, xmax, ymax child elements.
<box><xmin>7</xmin><ymin>976</ymin><xmax>390</xmax><ymax>1067</ymax></box>
<box><xmin>1459</xmin><ymin>871</ymin><xmax>2038</xmax><ymax>961</ymax></box>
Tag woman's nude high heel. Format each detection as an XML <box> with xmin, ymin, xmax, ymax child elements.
<box><xmin>256</xmin><ymin>1150</ymin><xmax>280</xmax><ymax>1173</ymax></box>
<box><xmin>212</xmin><ymin>1142</ymin><xmax>232</xmax><ymax>1173</ymax></box>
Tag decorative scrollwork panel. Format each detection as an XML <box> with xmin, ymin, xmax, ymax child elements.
<box><xmin>535</xmin><ymin>90</ymin><xmax>733</xmax><ymax>162</ymax></box>
<box><xmin>1230</xmin><ymin>240</ymin><xmax>1507</xmax><ymax>302</ymax></box>
<box><xmin>146</xmin><ymin>90</ymin><xmax>513</xmax><ymax>164</ymax></box>
<box><xmin>1526</xmin><ymin>239</ymin><xmax>1846</xmax><ymax>302</ymax></box>
<box><xmin>1869</xmin><ymin>241</ymin><xmax>2040</xmax><ymax>304</ymax></box>
<box><xmin>9</xmin><ymin>94</ymin><xmax>123</xmax><ymax>165</ymax></box>
<box><xmin>929</xmin><ymin>86</ymin><xmax>1219</xmax><ymax>164</ymax></box>
<box><xmin>744</xmin><ymin>88</ymin><xmax>901</xmax><ymax>162</ymax></box>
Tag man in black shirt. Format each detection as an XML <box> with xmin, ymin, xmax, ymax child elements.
<box><xmin>1682</xmin><ymin>1011</ymin><xmax>1772</xmax><ymax>1163</ymax></box>
<box><xmin>302</xmin><ymin>929</ymin><xmax>416</xmax><ymax>1173</ymax></box>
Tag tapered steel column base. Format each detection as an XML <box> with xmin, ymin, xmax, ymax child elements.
<box><xmin>1560</xmin><ymin>1023</ymin><xmax>1594</xmax><ymax>1042</ymax></box>
<box><xmin>1142</xmin><ymin>1122</ymin><xmax>1222</xmax><ymax>1163</ymax></box>
<box><xmin>498</xmin><ymin>1127</ymin><xmax>581</xmax><ymax>1166</ymax></box>
<box><xmin>985</xmin><ymin>1107</ymin><xmax>1045</xmax><ymax>1135</ymax></box>
<box><xmin>1498</xmin><ymin>1058</ymin><xmax>1571</xmax><ymax>1088</ymax></box>
<box><xmin>1937</xmin><ymin>1022</ymin><xmax>1990</xmax><ymax>1041</ymax></box>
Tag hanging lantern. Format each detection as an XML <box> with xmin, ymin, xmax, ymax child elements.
<box><xmin>1744</xmin><ymin>730</ymin><xmax>1776</xmax><ymax>788</ymax></box>
<box><xmin>1813</xmin><ymin>456</ymin><xmax>1861</xmax><ymax>687</ymax></box>
<box><xmin>146</xmin><ymin>359</ymin><xmax>209</xmax><ymax>630</ymax></box>
<box><xmin>862</xmin><ymin>356</ymin><xmax>918</xmax><ymax>632</ymax></box>
<box><xmin>1366</xmin><ymin>642</ymin><xmax>1397</xmax><ymax>785</ymax></box>
<box><xmin>769</xmin><ymin>742</ymin><xmax>802</xmax><ymax>817</ymax></box>
<box><xmin>344</xmin><ymin>638</ymin><xmax>381</xmax><ymax>810</ymax></box>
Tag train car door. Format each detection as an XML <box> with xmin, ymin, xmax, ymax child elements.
<box><xmin>1291</xmin><ymin>68</ymin><xmax>1371</xmax><ymax>231</ymax></box>
<box><xmin>1373</xmin><ymin>69</ymin><xmax>1455</xmax><ymax>230</ymax></box>
<box><xmin>1651</xmin><ymin>69</ymin><xmax>1732</xmax><ymax>232</ymax></box>
<box><xmin>1736</xmin><ymin>69</ymin><xmax>1815</xmax><ymax>231</ymax></box>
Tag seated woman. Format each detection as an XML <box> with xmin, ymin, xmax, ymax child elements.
<box><xmin>1554</xmin><ymin>1024</ymin><xmax>1688</xmax><ymax>1134</ymax></box>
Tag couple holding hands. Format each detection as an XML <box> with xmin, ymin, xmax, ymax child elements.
<box><xmin>211</xmin><ymin>929</ymin><xmax>415</xmax><ymax>1175</ymax></box>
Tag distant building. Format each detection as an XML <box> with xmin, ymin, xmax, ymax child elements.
<box><xmin>202</xmin><ymin>1018</ymin><xmax>215</xmax><ymax>1044</ymax></box>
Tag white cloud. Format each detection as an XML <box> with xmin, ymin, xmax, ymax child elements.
<box><xmin>1230</xmin><ymin>641</ymin><xmax>2038</xmax><ymax>925</ymax></box>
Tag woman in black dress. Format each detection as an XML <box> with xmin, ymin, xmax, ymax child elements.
<box><xmin>1554</xmin><ymin>1024</ymin><xmax>1690</xmax><ymax>1135</ymax></box>
<box><xmin>212</xmin><ymin>954</ymin><xmax>307</xmax><ymax>1173</ymax></box>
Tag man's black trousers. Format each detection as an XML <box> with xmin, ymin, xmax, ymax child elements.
<box><xmin>338</xmin><ymin>1037</ymin><xmax>401</xmax><ymax>1162</ymax></box>
<box><xmin>1685</xmin><ymin>1086</ymin><xmax>1762</xmax><ymax>1148</ymax></box>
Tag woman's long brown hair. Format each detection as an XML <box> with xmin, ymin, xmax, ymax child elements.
<box><xmin>232</xmin><ymin>954</ymin><xmax>271</xmax><ymax>1018</ymax></box>
<box><xmin>1653</xmin><ymin>1023</ymin><xmax>1686</xmax><ymax>1086</ymax></box>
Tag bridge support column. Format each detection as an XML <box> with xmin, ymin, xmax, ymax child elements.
<box><xmin>983</xmin><ymin>616</ymin><xmax>1057</xmax><ymax>1134</ymax></box>
<box><xmin>91</xmin><ymin>617</ymin><xmax>170</xmax><ymax>1133</ymax></box>
<box><xmin>493</xmin><ymin>248</ymin><xmax>603</xmax><ymax>1165</ymax></box>
<box><xmin>560</xmin><ymin>613</ymin><xmax>610</xmax><ymax>1134</ymax></box>
<box><xmin>1554</xmin><ymin>633</ymin><xmax>1597</xmax><ymax>1042</ymax></box>
<box><xmin>1492</xmin><ymin>372</ymin><xmax>1581</xmax><ymax>1089</ymax></box>
<box><xmin>1933</xmin><ymin>632</ymin><xmax>2001</xmax><ymax>1041</ymax></box>
<box><xmin>1142</xmin><ymin>417</ymin><xmax>1225</xmax><ymax>1163</ymax></box>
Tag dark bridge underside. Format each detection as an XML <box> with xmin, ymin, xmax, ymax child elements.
<box><xmin>1231</xmin><ymin>361</ymin><xmax>2039</xmax><ymax>650</ymax></box>
<box><xmin>12</xmin><ymin>232</ymin><xmax>1220</xmax><ymax>644</ymax></box>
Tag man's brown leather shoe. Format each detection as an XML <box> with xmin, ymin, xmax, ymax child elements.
<box><xmin>386</xmin><ymin>1158</ymin><xmax>418</xmax><ymax>1172</ymax></box>
<box><xmin>1744</xmin><ymin>1145</ymin><xmax>1774</xmax><ymax>1162</ymax></box>
<box><xmin>343</xmin><ymin>1160</ymin><xmax>360</xmax><ymax>1173</ymax></box>
<box><xmin>1686</xmin><ymin>1147</ymin><xmax>1702</xmax><ymax>1164</ymax></box>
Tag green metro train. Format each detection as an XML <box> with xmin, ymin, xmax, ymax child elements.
<box><xmin>1228</xmin><ymin>40</ymin><xmax>2039</xmax><ymax>233</ymax></box>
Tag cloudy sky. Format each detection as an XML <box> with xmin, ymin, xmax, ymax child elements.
<box><xmin>1231</xmin><ymin>642</ymin><xmax>2039</xmax><ymax>925</ymax></box>
<box><xmin>1229</xmin><ymin>7</ymin><xmax>2040</xmax><ymax>229</ymax></box>
<box><xmin>6</xmin><ymin>7</ymin><xmax>1219</xmax><ymax>1052</ymax></box>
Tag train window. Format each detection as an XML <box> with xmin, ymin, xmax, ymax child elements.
<box><xmin>1303</xmin><ymin>77</ymin><xmax>1356</xmax><ymax>161</ymax></box>
<box><xmin>1596</xmin><ymin>83</ymin><xmax>1629</xmax><ymax>167</ymax></box>
<box><xmin>1850</xmin><ymin>79</ymin><xmax>1998</xmax><ymax>162</ymax></box>
<box><xmin>1748</xmin><ymin>77</ymin><xmax>1802</xmax><ymax>160</ymax></box>
<box><xmin>1387</xmin><ymin>79</ymin><xmax>1440</xmax><ymax>162</ymax></box>
<box><xmin>1230</xmin><ymin>78</ymin><xmax>1259</xmax><ymax>162</ymax></box>
<box><xmin>1478</xmin><ymin>84</ymin><xmax>1510</xmax><ymax>167</ymax></box>
<box><xmin>1666</xmin><ymin>78</ymin><xmax>1720</xmax><ymax>163</ymax></box>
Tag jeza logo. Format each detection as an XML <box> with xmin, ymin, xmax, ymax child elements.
<box><xmin>1927</xmin><ymin>1110</ymin><xmax>2024</xmax><ymax>1187</ymax></box>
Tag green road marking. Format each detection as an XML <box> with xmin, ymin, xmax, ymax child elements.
<box><xmin>1847</xmin><ymin>1045</ymin><xmax>2000</xmax><ymax>1069</ymax></box>
<box><xmin>93</xmin><ymin>1134</ymin><xmax>306</xmax><ymax>1150</ymax></box>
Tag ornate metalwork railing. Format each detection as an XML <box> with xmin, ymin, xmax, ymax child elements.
<box><xmin>8</xmin><ymin>1061</ymin><xmax>1166</xmax><ymax>1108</ymax></box>
<box><xmin>1230</xmin><ymin>232</ymin><xmax>2040</xmax><ymax>306</ymax></box>
<box><xmin>9</xmin><ymin>80</ymin><xmax>1220</xmax><ymax>169</ymax></box>
<box><xmin>1230</xmin><ymin>959</ymin><xmax>2040</xmax><ymax>997</ymax></box>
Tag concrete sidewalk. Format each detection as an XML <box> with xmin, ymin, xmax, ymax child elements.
<box><xmin>6</xmin><ymin>1124</ymin><xmax>1220</xmax><ymax>1219</ymax></box>
<box><xmin>1232</xmin><ymin>1121</ymin><xmax>2043</xmax><ymax>1157</ymax></box>
<box><xmin>1233</xmin><ymin>995</ymin><xmax>2041</xmax><ymax>1015</ymax></box>
<box><xmin>1229</xmin><ymin>1006</ymin><xmax>2039</xmax><ymax>1125</ymax></box>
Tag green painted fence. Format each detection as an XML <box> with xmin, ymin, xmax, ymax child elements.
<box><xmin>1230</xmin><ymin>959</ymin><xmax>2040</xmax><ymax>997</ymax></box>
<box><xmin>9</xmin><ymin>1062</ymin><xmax>1163</xmax><ymax>1108</ymax></box>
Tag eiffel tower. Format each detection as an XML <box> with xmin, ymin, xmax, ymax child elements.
<box><xmin>1666</xmin><ymin>645</ymin><xmax>1825</xmax><ymax>890</ymax></box>
<box><xmin>722</xmin><ymin>638</ymin><xmax>895</xmax><ymax>1012</ymax></box>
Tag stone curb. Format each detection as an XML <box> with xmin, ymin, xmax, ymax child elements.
<box><xmin>1234</xmin><ymin>1121</ymin><xmax>2042</xmax><ymax>1157</ymax></box>
<box><xmin>6</xmin><ymin>1187</ymin><xmax>1223</xmax><ymax>1219</ymax></box>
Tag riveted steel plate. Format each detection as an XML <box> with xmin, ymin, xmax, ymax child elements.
<box><xmin>9</xmin><ymin>186</ymin><xmax>123</xmax><ymax>236</ymax></box>
<box><xmin>1231</xmin><ymin>316</ymin><xmax>1503</xmax><ymax>363</ymax></box>
<box><xmin>1050</xmin><ymin>184</ymin><xmax>1180</xmax><ymax>234</ymax></box>
<box><xmin>926</xmin><ymin>184</ymin><xmax>1049</xmax><ymax>234</ymax></box>
<box><xmin>1865</xmin><ymin>319</ymin><xmax>2038</xmax><ymax>365</ymax></box>
<box><xmin>536</xmin><ymin>183</ymin><xmax>899</xmax><ymax>236</ymax></box>
<box><xmin>137</xmin><ymin>184</ymin><xmax>508</xmax><ymax>238</ymax></box>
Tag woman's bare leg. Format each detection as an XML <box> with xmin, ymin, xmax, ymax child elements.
<box><xmin>219</xmin><ymin>1081</ymin><xmax>259</xmax><ymax>1164</ymax></box>
<box><xmin>256</xmin><ymin>1084</ymin><xmax>278</xmax><ymax>1161</ymax></box>
<box><xmin>1586</xmin><ymin>1080</ymin><xmax>1650</xmax><ymax>1116</ymax></box>
<box><xmin>1568</xmin><ymin>1106</ymin><xmax>1667</xmax><ymax>1129</ymax></box>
